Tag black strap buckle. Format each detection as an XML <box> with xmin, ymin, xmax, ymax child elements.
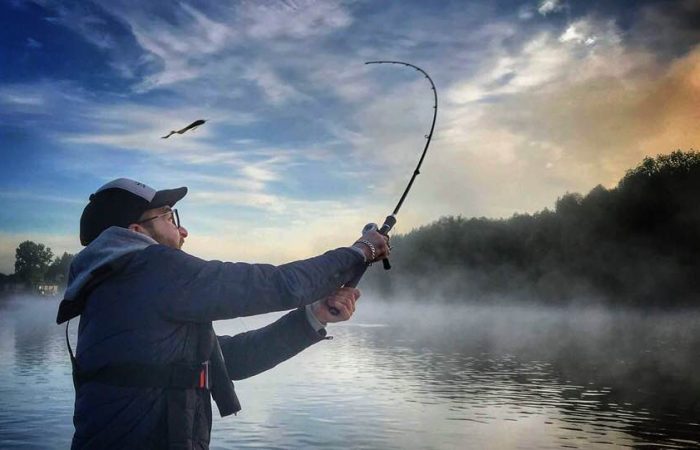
<box><xmin>167</xmin><ymin>362</ymin><xmax>210</xmax><ymax>390</ymax></box>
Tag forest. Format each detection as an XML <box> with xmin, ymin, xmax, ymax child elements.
<box><xmin>367</xmin><ymin>150</ymin><xmax>700</xmax><ymax>307</ymax></box>
<box><xmin>0</xmin><ymin>241</ymin><xmax>73</xmax><ymax>291</ymax></box>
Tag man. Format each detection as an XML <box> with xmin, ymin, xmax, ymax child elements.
<box><xmin>56</xmin><ymin>178</ymin><xmax>389</xmax><ymax>449</ymax></box>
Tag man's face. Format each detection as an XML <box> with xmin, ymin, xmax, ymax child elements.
<box><xmin>134</xmin><ymin>206</ymin><xmax>188</xmax><ymax>249</ymax></box>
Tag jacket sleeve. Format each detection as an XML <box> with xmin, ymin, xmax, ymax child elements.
<box><xmin>149</xmin><ymin>245</ymin><xmax>364</xmax><ymax>322</ymax></box>
<box><xmin>217</xmin><ymin>308</ymin><xmax>327</xmax><ymax>380</ymax></box>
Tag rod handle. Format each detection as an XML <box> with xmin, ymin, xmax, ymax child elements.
<box><xmin>377</xmin><ymin>216</ymin><xmax>395</xmax><ymax>271</ymax></box>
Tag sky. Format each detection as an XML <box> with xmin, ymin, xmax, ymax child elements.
<box><xmin>0</xmin><ymin>0</ymin><xmax>698</xmax><ymax>274</ymax></box>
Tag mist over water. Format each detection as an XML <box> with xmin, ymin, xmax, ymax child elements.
<box><xmin>1</xmin><ymin>293</ymin><xmax>698</xmax><ymax>449</ymax></box>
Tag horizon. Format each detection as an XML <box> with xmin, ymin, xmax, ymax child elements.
<box><xmin>1</xmin><ymin>0</ymin><xmax>699</xmax><ymax>273</ymax></box>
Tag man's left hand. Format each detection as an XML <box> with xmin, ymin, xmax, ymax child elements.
<box><xmin>311</xmin><ymin>287</ymin><xmax>361</xmax><ymax>325</ymax></box>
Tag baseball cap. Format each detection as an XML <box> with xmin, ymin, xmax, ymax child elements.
<box><xmin>79</xmin><ymin>178</ymin><xmax>187</xmax><ymax>245</ymax></box>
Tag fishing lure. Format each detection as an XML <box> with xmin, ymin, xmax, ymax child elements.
<box><xmin>161</xmin><ymin>119</ymin><xmax>206</xmax><ymax>139</ymax></box>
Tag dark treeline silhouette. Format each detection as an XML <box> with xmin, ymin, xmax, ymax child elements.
<box><xmin>369</xmin><ymin>150</ymin><xmax>700</xmax><ymax>307</ymax></box>
<box><xmin>0</xmin><ymin>241</ymin><xmax>74</xmax><ymax>291</ymax></box>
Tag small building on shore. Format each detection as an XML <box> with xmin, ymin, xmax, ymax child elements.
<box><xmin>36</xmin><ymin>283</ymin><xmax>59</xmax><ymax>296</ymax></box>
<box><xmin>0</xmin><ymin>275</ymin><xmax>60</xmax><ymax>297</ymax></box>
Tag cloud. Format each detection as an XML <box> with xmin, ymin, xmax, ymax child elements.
<box><xmin>435</xmin><ymin>44</ymin><xmax>700</xmax><ymax>217</ymax></box>
<box><xmin>118</xmin><ymin>5</ymin><xmax>236</xmax><ymax>91</ymax></box>
<box><xmin>0</xmin><ymin>191</ymin><xmax>83</xmax><ymax>205</ymax></box>
<box><xmin>559</xmin><ymin>19</ymin><xmax>621</xmax><ymax>47</ymax></box>
<box><xmin>182</xmin><ymin>197</ymin><xmax>371</xmax><ymax>265</ymax></box>
<box><xmin>40</xmin><ymin>2</ymin><xmax>117</xmax><ymax>50</ymax></box>
<box><xmin>559</xmin><ymin>24</ymin><xmax>592</xmax><ymax>45</ymax></box>
<box><xmin>34</xmin><ymin>0</ymin><xmax>352</xmax><ymax>95</ymax></box>
<box><xmin>240</xmin><ymin>0</ymin><xmax>352</xmax><ymax>40</ymax></box>
<box><xmin>242</xmin><ymin>62</ymin><xmax>308</xmax><ymax>105</ymax></box>
<box><xmin>0</xmin><ymin>90</ymin><xmax>44</xmax><ymax>107</ymax></box>
<box><xmin>518</xmin><ymin>5</ymin><xmax>535</xmax><ymax>21</ymax></box>
<box><xmin>630</xmin><ymin>1</ymin><xmax>700</xmax><ymax>57</ymax></box>
<box><xmin>0</xmin><ymin>80</ymin><xmax>94</xmax><ymax>126</ymax></box>
<box><xmin>538</xmin><ymin>0</ymin><xmax>564</xmax><ymax>16</ymax></box>
<box><xmin>446</xmin><ymin>15</ymin><xmax>636</xmax><ymax>104</ymax></box>
<box><xmin>189</xmin><ymin>190</ymin><xmax>282</xmax><ymax>211</ymax></box>
<box><xmin>26</xmin><ymin>37</ymin><xmax>43</xmax><ymax>49</ymax></box>
<box><xmin>446</xmin><ymin>31</ymin><xmax>572</xmax><ymax>103</ymax></box>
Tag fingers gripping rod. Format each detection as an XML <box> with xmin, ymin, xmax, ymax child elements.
<box><xmin>346</xmin><ymin>216</ymin><xmax>396</xmax><ymax>288</ymax></box>
<box><xmin>328</xmin><ymin>217</ymin><xmax>395</xmax><ymax>315</ymax></box>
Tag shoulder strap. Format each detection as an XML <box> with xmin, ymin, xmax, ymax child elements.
<box><xmin>65</xmin><ymin>320</ymin><xmax>79</xmax><ymax>391</ymax></box>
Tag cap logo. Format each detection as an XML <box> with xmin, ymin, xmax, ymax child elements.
<box><xmin>95</xmin><ymin>178</ymin><xmax>157</xmax><ymax>202</ymax></box>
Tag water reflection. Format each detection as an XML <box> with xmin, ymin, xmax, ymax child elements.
<box><xmin>0</xmin><ymin>296</ymin><xmax>698</xmax><ymax>449</ymax></box>
<box><xmin>14</xmin><ymin>309</ymin><xmax>52</xmax><ymax>381</ymax></box>
<box><xmin>0</xmin><ymin>295</ymin><xmax>75</xmax><ymax>449</ymax></box>
<box><xmin>320</xmin><ymin>303</ymin><xmax>700</xmax><ymax>449</ymax></box>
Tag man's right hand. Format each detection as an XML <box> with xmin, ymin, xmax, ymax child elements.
<box><xmin>352</xmin><ymin>230</ymin><xmax>390</xmax><ymax>263</ymax></box>
<box><xmin>314</xmin><ymin>287</ymin><xmax>361</xmax><ymax>324</ymax></box>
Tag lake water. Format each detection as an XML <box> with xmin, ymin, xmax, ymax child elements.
<box><xmin>0</xmin><ymin>295</ymin><xmax>698</xmax><ymax>449</ymax></box>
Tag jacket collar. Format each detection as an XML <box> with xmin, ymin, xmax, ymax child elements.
<box><xmin>63</xmin><ymin>226</ymin><xmax>157</xmax><ymax>302</ymax></box>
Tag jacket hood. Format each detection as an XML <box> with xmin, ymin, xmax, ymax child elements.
<box><xmin>64</xmin><ymin>226</ymin><xmax>157</xmax><ymax>303</ymax></box>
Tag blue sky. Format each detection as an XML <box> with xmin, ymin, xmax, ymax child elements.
<box><xmin>1</xmin><ymin>0</ymin><xmax>698</xmax><ymax>273</ymax></box>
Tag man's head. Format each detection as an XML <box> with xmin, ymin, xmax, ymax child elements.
<box><xmin>80</xmin><ymin>178</ymin><xmax>188</xmax><ymax>248</ymax></box>
<box><xmin>130</xmin><ymin>206</ymin><xmax>187</xmax><ymax>249</ymax></box>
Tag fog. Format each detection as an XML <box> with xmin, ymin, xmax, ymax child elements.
<box><xmin>1</xmin><ymin>289</ymin><xmax>699</xmax><ymax>448</ymax></box>
<box><xmin>364</xmin><ymin>151</ymin><xmax>700</xmax><ymax>310</ymax></box>
<box><xmin>345</xmin><ymin>294</ymin><xmax>700</xmax><ymax>446</ymax></box>
<box><xmin>225</xmin><ymin>292</ymin><xmax>700</xmax><ymax>446</ymax></box>
<box><xmin>358</xmin><ymin>297</ymin><xmax>698</xmax><ymax>379</ymax></box>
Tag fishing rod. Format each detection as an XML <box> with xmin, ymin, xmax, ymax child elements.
<box><xmin>329</xmin><ymin>60</ymin><xmax>438</xmax><ymax>314</ymax></box>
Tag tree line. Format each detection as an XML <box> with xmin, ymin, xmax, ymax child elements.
<box><xmin>366</xmin><ymin>150</ymin><xmax>700</xmax><ymax>307</ymax></box>
<box><xmin>0</xmin><ymin>241</ymin><xmax>74</xmax><ymax>288</ymax></box>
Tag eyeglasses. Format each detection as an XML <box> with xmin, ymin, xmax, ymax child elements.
<box><xmin>137</xmin><ymin>208</ymin><xmax>180</xmax><ymax>228</ymax></box>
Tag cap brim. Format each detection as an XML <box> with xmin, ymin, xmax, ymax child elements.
<box><xmin>150</xmin><ymin>187</ymin><xmax>187</xmax><ymax>208</ymax></box>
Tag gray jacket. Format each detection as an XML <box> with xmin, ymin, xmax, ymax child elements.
<box><xmin>60</xmin><ymin>227</ymin><xmax>364</xmax><ymax>449</ymax></box>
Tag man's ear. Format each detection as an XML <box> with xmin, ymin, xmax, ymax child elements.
<box><xmin>128</xmin><ymin>223</ymin><xmax>150</xmax><ymax>236</ymax></box>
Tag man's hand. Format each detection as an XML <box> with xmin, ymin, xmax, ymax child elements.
<box><xmin>311</xmin><ymin>287</ymin><xmax>361</xmax><ymax>325</ymax></box>
<box><xmin>353</xmin><ymin>230</ymin><xmax>391</xmax><ymax>263</ymax></box>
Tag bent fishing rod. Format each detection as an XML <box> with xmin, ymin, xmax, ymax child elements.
<box><xmin>330</xmin><ymin>60</ymin><xmax>438</xmax><ymax>314</ymax></box>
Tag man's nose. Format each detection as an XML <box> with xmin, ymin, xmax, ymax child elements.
<box><xmin>178</xmin><ymin>226</ymin><xmax>188</xmax><ymax>238</ymax></box>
